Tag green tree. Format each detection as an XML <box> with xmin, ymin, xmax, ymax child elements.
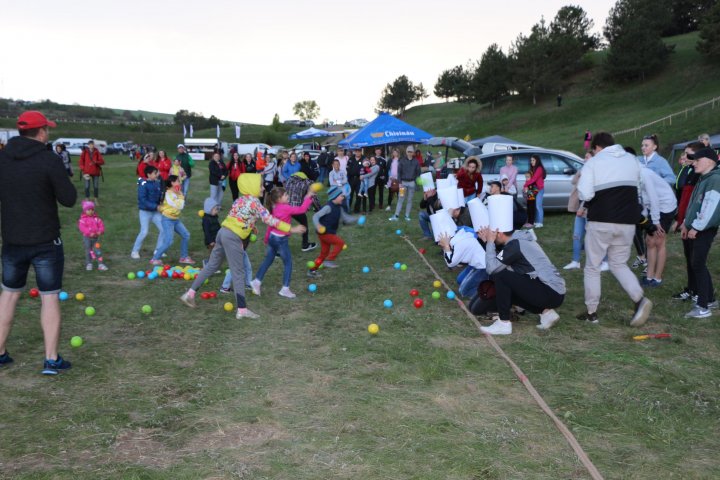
<box><xmin>433</xmin><ymin>65</ymin><xmax>472</xmax><ymax>103</ymax></box>
<box><xmin>548</xmin><ymin>5</ymin><xmax>600</xmax><ymax>77</ymax></box>
<box><xmin>471</xmin><ymin>44</ymin><xmax>509</xmax><ymax>108</ymax></box>
<box><xmin>434</xmin><ymin>68</ymin><xmax>457</xmax><ymax>101</ymax></box>
<box><xmin>292</xmin><ymin>100</ymin><xmax>320</xmax><ymax>120</ymax></box>
<box><xmin>508</xmin><ymin>19</ymin><xmax>554</xmax><ymax>104</ymax></box>
<box><xmin>271</xmin><ymin>113</ymin><xmax>281</xmax><ymax>131</ymax></box>
<box><xmin>377</xmin><ymin>75</ymin><xmax>425</xmax><ymax>115</ymax></box>
<box><xmin>664</xmin><ymin>0</ymin><xmax>717</xmax><ymax>36</ymax></box>
<box><xmin>697</xmin><ymin>1</ymin><xmax>720</xmax><ymax>62</ymax></box>
<box><xmin>603</xmin><ymin>0</ymin><xmax>674</xmax><ymax>81</ymax></box>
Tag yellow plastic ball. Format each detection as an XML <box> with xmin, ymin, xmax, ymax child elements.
<box><xmin>198</xmin><ymin>210</ymin><xmax>205</xmax><ymax>217</ymax></box>
<box><xmin>318</xmin><ymin>226</ymin><xmax>326</xmax><ymax>234</ymax></box>
<box><xmin>310</xmin><ymin>182</ymin><xmax>323</xmax><ymax>193</ymax></box>
<box><xmin>368</xmin><ymin>323</ymin><xmax>379</xmax><ymax>335</ymax></box>
<box><xmin>224</xmin><ymin>302</ymin><xmax>233</xmax><ymax>312</ymax></box>
<box><xmin>342</xmin><ymin>244</ymin><xmax>348</xmax><ymax>250</ymax></box>
<box><xmin>183</xmin><ymin>273</ymin><xmax>191</xmax><ymax>281</ymax></box>
<box><xmin>75</xmin><ymin>293</ymin><xmax>85</xmax><ymax>301</ymax></box>
<box><xmin>433</xmin><ymin>280</ymin><xmax>442</xmax><ymax>288</ymax></box>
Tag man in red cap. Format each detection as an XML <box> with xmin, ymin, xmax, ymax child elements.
<box><xmin>0</xmin><ymin>111</ymin><xmax>77</xmax><ymax>375</ymax></box>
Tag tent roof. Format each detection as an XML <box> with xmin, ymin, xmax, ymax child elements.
<box><xmin>289</xmin><ymin>127</ymin><xmax>335</xmax><ymax>140</ymax></box>
<box><xmin>338</xmin><ymin>112</ymin><xmax>432</xmax><ymax>148</ymax></box>
<box><xmin>469</xmin><ymin>135</ymin><xmax>531</xmax><ymax>147</ymax></box>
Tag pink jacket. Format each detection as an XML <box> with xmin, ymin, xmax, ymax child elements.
<box><xmin>78</xmin><ymin>213</ymin><xmax>105</xmax><ymax>238</ymax></box>
<box><xmin>524</xmin><ymin>166</ymin><xmax>545</xmax><ymax>190</ymax></box>
<box><xmin>264</xmin><ymin>196</ymin><xmax>313</xmax><ymax>243</ymax></box>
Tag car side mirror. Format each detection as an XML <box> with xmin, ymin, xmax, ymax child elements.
<box><xmin>563</xmin><ymin>167</ymin><xmax>576</xmax><ymax>175</ymax></box>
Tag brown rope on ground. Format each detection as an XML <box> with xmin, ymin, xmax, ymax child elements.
<box><xmin>403</xmin><ymin>235</ymin><xmax>604</xmax><ymax>480</ymax></box>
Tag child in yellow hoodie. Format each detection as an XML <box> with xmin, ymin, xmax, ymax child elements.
<box><xmin>151</xmin><ymin>175</ymin><xmax>194</xmax><ymax>265</ymax></box>
<box><xmin>180</xmin><ymin>174</ymin><xmax>306</xmax><ymax>319</ymax></box>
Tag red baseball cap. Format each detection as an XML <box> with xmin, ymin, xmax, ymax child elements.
<box><xmin>17</xmin><ymin>111</ymin><xmax>57</xmax><ymax>130</ymax></box>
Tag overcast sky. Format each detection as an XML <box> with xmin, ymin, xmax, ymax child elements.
<box><xmin>1</xmin><ymin>0</ymin><xmax>616</xmax><ymax>125</ymax></box>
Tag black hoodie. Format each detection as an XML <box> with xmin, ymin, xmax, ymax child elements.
<box><xmin>0</xmin><ymin>136</ymin><xmax>77</xmax><ymax>245</ymax></box>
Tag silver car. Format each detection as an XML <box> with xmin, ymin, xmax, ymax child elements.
<box><xmin>426</xmin><ymin>137</ymin><xmax>583</xmax><ymax>211</ymax></box>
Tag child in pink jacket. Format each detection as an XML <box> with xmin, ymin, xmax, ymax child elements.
<box><xmin>250</xmin><ymin>187</ymin><xmax>315</xmax><ymax>298</ymax></box>
<box><xmin>77</xmin><ymin>200</ymin><xmax>107</xmax><ymax>271</ymax></box>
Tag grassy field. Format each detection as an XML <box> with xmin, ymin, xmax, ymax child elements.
<box><xmin>406</xmin><ymin>32</ymin><xmax>720</xmax><ymax>158</ymax></box>
<box><xmin>0</xmin><ymin>155</ymin><xmax>719</xmax><ymax>479</ymax></box>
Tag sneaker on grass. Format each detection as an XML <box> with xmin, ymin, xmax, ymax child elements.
<box><xmin>323</xmin><ymin>260</ymin><xmax>338</xmax><ymax>268</ymax></box>
<box><xmin>307</xmin><ymin>270</ymin><xmax>322</xmax><ymax>278</ymax></box>
<box><xmin>388</xmin><ymin>216</ymin><xmax>398</xmax><ymax>221</ymax></box>
<box><xmin>250</xmin><ymin>279</ymin><xmax>262</xmax><ymax>296</ymax></box>
<box><xmin>0</xmin><ymin>351</ymin><xmax>13</xmax><ymax>366</ymax></box>
<box><xmin>630</xmin><ymin>297</ymin><xmax>652</xmax><ymax>327</ymax></box>
<box><xmin>179</xmin><ymin>256</ymin><xmax>195</xmax><ymax>265</ymax></box>
<box><xmin>42</xmin><ymin>355</ymin><xmax>71</xmax><ymax>375</ymax></box>
<box><xmin>85</xmin><ymin>263</ymin><xmax>93</xmax><ymax>271</ymax></box>
<box><xmin>180</xmin><ymin>292</ymin><xmax>196</xmax><ymax>308</ymax></box>
<box><xmin>631</xmin><ymin>256</ymin><xmax>647</xmax><ymax>269</ymax></box>
<box><xmin>537</xmin><ymin>310</ymin><xmax>560</xmax><ymax>330</ymax></box>
<box><xmin>563</xmin><ymin>260</ymin><xmax>581</xmax><ymax>270</ymax></box>
<box><xmin>236</xmin><ymin>308</ymin><xmax>260</xmax><ymax>319</ymax></box>
<box><xmin>130</xmin><ymin>251</ymin><xmax>140</xmax><ymax>259</ymax></box>
<box><xmin>480</xmin><ymin>317</ymin><xmax>512</xmax><ymax>335</ymax></box>
<box><xmin>278</xmin><ymin>287</ymin><xmax>296</xmax><ymax>298</ymax></box>
<box><xmin>301</xmin><ymin>243</ymin><xmax>317</xmax><ymax>252</ymax></box>
<box><xmin>672</xmin><ymin>287</ymin><xmax>695</xmax><ymax>301</ymax></box>
<box><xmin>685</xmin><ymin>306</ymin><xmax>711</xmax><ymax>318</ymax></box>
<box><xmin>576</xmin><ymin>311</ymin><xmax>599</xmax><ymax>324</ymax></box>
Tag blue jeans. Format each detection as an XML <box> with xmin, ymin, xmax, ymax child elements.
<box><xmin>318</xmin><ymin>166</ymin><xmax>328</xmax><ymax>184</ymax></box>
<box><xmin>132</xmin><ymin>209</ymin><xmax>163</xmax><ymax>253</ymax></box>
<box><xmin>182</xmin><ymin>177</ymin><xmax>190</xmax><ymax>197</ymax></box>
<box><xmin>154</xmin><ymin>217</ymin><xmax>190</xmax><ymax>260</ymax></box>
<box><xmin>2</xmin><ymin>238</ymin><xmax>64</xmax><ymax>294</ymax></box>
<box><xmin>418</xmin><ymin>211</ymin><xmax>433</xmax><ymax>239</ymax></box>
<box><xmin>254</xmin><ymin>234</ymin><xmax>293</xmax><ymax>287</ymax></box>
<box><xmin>210</xmin><ymin>184</ymin><xmax>224</xmax><ymax>208</ymax></box>
<box><xmin>222</xmin><ymin>250</ymin><xmax>252</xmax><ymax>289</ymax></box>
<box><xmin>572</xmin><ymin>215</ymin><xmax>587</xmax><ymax>262</ymax></box>
<box><xmin>84</xmin><ymin>175</ymin><xmax>100</xmax><ymax>198</ymax></box>
<box><xmin>457</xmin><ymin>266</ymin><xmax>488</xmax><ymax>298</ymax></box>
<box><xmin>535</xmin><ymin>188</ymin><xmax>544</xmax><ymax>224</ymax></box>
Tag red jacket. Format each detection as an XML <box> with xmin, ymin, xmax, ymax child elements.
<box><xmin>228</xmin><ymin>159</ymin><xmax>245</xmax><ymax>181</ymax></box>
<box><xmin>136</xmin><ymin>159</ymin><xmax>158</xmax><ymax>179</ymax></box>
<box><xmin>456</xmin><ymin>167</ymin><xmax>482</xmax><ymax>197</ymax></box>
<box><xmin>157</xmin><ymin>158</ymin><xmax>172</xmax><ymax>180</ymax></box>
<box><xmin>79</xmin><ymin>148</ymin><xmax>105</xmax><ymax>176</ymax></box>
<box><xmin>524</xmin><ymin>166</ymin><xmax>545</xmax><ymax>190</ymax></box>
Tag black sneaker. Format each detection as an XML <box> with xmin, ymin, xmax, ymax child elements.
<box><xmin>42</xmin><ymin>355</ymin><xmax>72</xmax><ymax>375</ymax></box>
<box><xmin>672</xmin><ymin>287</ymin><xmax>695</xmax><ymax>301</ymax></box>
<box><xmin>576</xmin><ymin>311</ymin><xmax>599</xmax><ymax>324</ymax></box>
<box><xmin>307</xmin><ymin>270</ymin><xmax>322</xmax><ymax>278</ymax></box>
<box><xmin>302</xmin><ymin>243</ymin><xmax>318</xmax><ymax>252</ymax></box>
<box><xmin>0</xmin><ymin>351</ymin><xmax>13</xmax><ymax>366</ymax></box>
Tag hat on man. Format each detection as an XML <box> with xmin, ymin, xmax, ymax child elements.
<box><xmin>688</xmin><ymin>148</ymin><xmax>719</xmax><ymax>162</ymax></box>
<box><xmin>177</xmin><ymin>144</ymin><xmax>185</xmax><ymax>149</ymax></box>
<box><xmin>327</xmin><ymin>186</ymin><xmax>344</xmax><ymax>201</ymax></box>
<box><xmin>17</xmin><ymin>111</ymin><xmax>57</xmax><ymax>130</ymax></box>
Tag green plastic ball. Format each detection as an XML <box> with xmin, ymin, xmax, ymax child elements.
<box><xmin>85</xmin><ymin>306</ymin><xmax>96</xmax><ymax>317</ymax></box>
<box><xmin>70</xmin><ymin>336</ymin><xmax>83</xmax><ymax>347</ymax></box>
<box><xmin>141</xmin><ymin>305</ymin><xmax>152</xmax><ymax>314</ymax></box>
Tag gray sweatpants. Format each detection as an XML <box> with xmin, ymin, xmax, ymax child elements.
<box><xmin>584</xmin><ymin>221</ymin><xmax>644</xmax><ymax>314</ymax></box>
<box><xmin>394</xmin><ymin>180</ymin><xmax>416</xmax><ymax>218</ymax></box>
<box><xmin>190</xmin><ymin>227</ymin><xmax>246</xmax><ymax>308</ymax></box>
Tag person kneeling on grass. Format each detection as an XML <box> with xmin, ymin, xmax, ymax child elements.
<box><xmin>476</xmin><ymin>226</ymin><xmax>566</xmax><ymax>335</ymax></box>
<box><xmin>180</xmin><ymin>174</ymin><xmax>305</xmax><ymax>319</ymax></box>
<box><xmin>308</xmin><ymin>186</ymin><xmax>358</xmax><ymax>276</ymax></box>
<box><xmin>437</xmin><ymin>227</ymin><xmax>488</xmax><ymax>298</ymax></box>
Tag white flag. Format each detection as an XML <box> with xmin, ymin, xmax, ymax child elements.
<box><xmin>216</xmin><ymin>124</ymin><xmax>220</xmax><ymax>138</ymax></box>
<box><xmin>182</xmin><ymin>124</ymin><xmax>187</xmax><ymax>138</ymax></box>
<box><xmin>189</xmin><ymin>124</ymin><xmax>194</xmax><ymax>138</ymax></box>
<box><xmin>235</xmin><ymin>124</ymin><xmax>241</xmax><ymax>139</ymax></box>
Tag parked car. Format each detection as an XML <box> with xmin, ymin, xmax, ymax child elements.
<box><xmin>345</xmin><ymin>118</ymin><xmax>369</xmax><ymax>128</ymax></box>
<box><xmin>426</xmin><ymin>137</ymin><xmax>583</xmax><ymax>211</ymax></box>
<box><xmin>283</xmin><ymin>120</ymin><xmax>303</xmax><ymax>127</ymax></box>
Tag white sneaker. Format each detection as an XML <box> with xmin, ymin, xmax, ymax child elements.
<box><xmin>534</xmin><ymin>223</ymin><xmax>543</xmax><ymax>228</ymax></box>
<box><xmin>97</xmin><ymin>263</ymin><xmax>109</xmax><ymax>271</ymax></box>
<box><xmin>250</xmin><ymin>279</ymin><xmax>262</xmax><ymax>296</ymax></box>
<box><xmin>388</xmin><ymin>216</ymin><xmax>399</xmax><ymax>221</ymax></box>
<box><xmin>600</xmin><ymin>261</ymin><xmax>610</xmax><ymax>272</ymax></box>
<box><xmin>630</xmin><ymin>297</ymin><xmax>653</xmax><ymax>327</ymax></box>
<box><xmin>563</xmin><ymin>260</ymin><xmax>581</xmax><ymax>270</ymax></box>
<box><xmin>385</xmin><ymin>206</ymin><xmax>391</xmax><ymax>212</ymax></box>
<box><xmin>130</xmin><ymin>251</ymin><xmax>140</xmax><ymax>259</ymax></box>
<box><xmin>86</xmin><ymin>263</ymin><xmax>93</xmax><ymax>271</ymax></box>
<box><xmin>278</xmin><ymin>287</ymin><xmax>296</xmax><ymax>298</ymax></box>
<box><xmin>537</xmin><ymin>309</ymin><xmax>560</xmax><ymax>330</ymax></box>
<box><xmin>180</xmin><ymin>292</ymin><xmax>196</xmax><ymax>308</ymax></box>
<box><xmin>480</xmin><ymin>317</ymin><xmax>512</xmax><ymax>335</ymax></box>
<box><xmin>236</xmin><ymin>308</ymin><xmax>260</xmax><ymax>319</ymax></box>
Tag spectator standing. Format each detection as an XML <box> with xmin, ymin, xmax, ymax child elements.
<box><xmin>499</xmin><ymin>155</ymin><xmax>518</xmax><ymax>194</ymax></box>
<box><xmin>156</xmin><ymin>150</ymin><xmax>171</xmax><ymax>181</ymax></box>
<box><xmin>523</xmin><ymin>154</ymin><xmax>546</xmax><ymax>227</ymax></box>
<box><xmin>576</xmin><ymin>132</ymin><xmax>652</xmax><ymax>327</ymax></box>
<box><xmin>316</xmin><ymin>147</ymin><xmax>330</xmax><ymax>185</ymax></box>
<box><xmin>0</xmin><ymin>111</ymin><xmax>77</xmax><ymax>374</ymax></box>
<box><xmin>373</xmin><ymin>146</ymin><xmax>387</xmax><ymax>210</ymax></box>
<box><xmin>640</xmin><ymin>134</ymin><xmax>675</xmax><ymax>185</ymax></box>
<box><xmin>389</xmin><ymin>145</ymin><xmax>421</xmax><ymax>221</ymax></box>
<box><xmin>175</xmin><ymin>144</ymin><xmax>194</xmax><ymax>197</ymax></box>
<box><xmin>54</xmin><ymin>143</ymin><xmax>73</xmax><ymax>177</ymax></box>
<box><xmin>208</xmin><ymin>152</ymin><xmax>228</xmax><ymax>207</ymax></box>
<box><xmin>638</xmin><ymin>167</ymin><xmax>677</xmax><ymax>287</ymax></box>
<box><xmin>681</xmin><ymin>148</ymin><xmax>720</xmax><ymax>318</ymax></box>
<box><xmin>347</xmin><ymin>148</ymin><xmax>364</xmax><ymax>213</ymax></box>
<box><xmin>385</xmin><ymin>148</ymin><xmax>401</xmax><ymax>212</ymax></box>
<box><xmin>300</xmin><ymin>151</ymin><xmax>319</xmax><ymax>181</ymax></box>
<box><xmin>583</xmin><ymin>130</ymin><xmax>592</xmax><ymax>151</ymax></box>
<box><xmin>227</xmin><ymin>152</ymin><xmax>244</xmax><ymax>201</ymax></box>
<box><xmin>79</xmin><ymin>140</ymin><xmax>105</xmax><ymax>204</ymax></box>
<box><xmin>285</xmin><ymin>172</ymin><xmax>319</xmax><ymax>252</ymax></box>
<box><xmin>456</xmin><ymin>157</ymin><xmax>482</xmax><ymax>202</ymax></box>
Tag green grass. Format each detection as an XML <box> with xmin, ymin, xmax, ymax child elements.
<box><xmin>406</xmin><ymin>32</ymin><xmax>720</xmax><ymax>158</ymax></box>
<box><xmin>0</xmin><ymin>155</ymin><xmax>719</xmax><ymax>479</ymax></box>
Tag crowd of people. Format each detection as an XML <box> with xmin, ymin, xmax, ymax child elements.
<box><xmin>0</xmin><ymin>110</ymin><xmax>718</xmax><ymax>375</ymax></box>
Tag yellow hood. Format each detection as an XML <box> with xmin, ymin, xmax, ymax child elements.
<box><xmin>237</xmin><ymin>173</ymin><xmax>262</xmax><ymax>197</ymax></box>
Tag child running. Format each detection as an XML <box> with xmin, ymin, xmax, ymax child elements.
<box><xmin>77</xmin><ymin>200</ymin><xmax>108</xmax><ymax>271</ymax></box>
<box><xmin>308</xmin><ymin>186</ymin><xmax>357</xmax><ymax>276</ymax></box>
<box><xmin>131</xmin><ymin>165</ymin><xmax>163</xmax><ymax>259</ymax></box>
<box><xmin>151</xmin><ymin>175</ymin><xmax>194</xmax><ymax>265</ymax></box>
<box><xmin>180</xmin><ymin>174</ymin><xmax>305</xmax><ymax>319</ymax></box>
<box><xmin>251</xmin><ymin>186</ymin><xmax>316</xmax><ymax>298</ymax></box>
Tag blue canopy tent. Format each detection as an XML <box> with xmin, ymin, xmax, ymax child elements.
<box><xmin>289</xmin><ymin>127</ymin><xmax>335</xmax><ymax>140</ymax></box>
<box><xmin>338</xmin><ymin>112</ymin><xmax>432</xmax><ymax>149</ymax></box>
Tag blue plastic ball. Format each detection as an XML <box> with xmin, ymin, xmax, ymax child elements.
<box><xmin>395</xmin><ymin>229</ymin><xmax>402</xmax><ymax>235</ymax></box>
<box><xmin>393</xmin><ymin>262</ymin><xmax>401</xmax><ymax>270</ymax></box>
<box><xmin>446</xmin><ymin>291</ymin><xmax>456</xmax><ymax>299</ymax></box>
<box><xmin>148</xmin><ymin>272</ymin><xmax>157</xmax><ymax>280</ymax></box>
<box><xmin>362</xmin><ymin>266</ymin><xmax>370</xmax><ymax>273</ymax></box>
<box><xmin>136</xmin><ymin>271</ymin><xmax>146</xmax><ymax>279</ymax></box>
<box><xmin>383</xmin><ymin>299</ymin><xmax>393</xmax><ymax>308</ymax></box>
<box><xmin>59</xmin><ymin>291</ymin><xmax>69</xmax><ymax>301</ymax></box>
<box><xmin>358</xmin><ymin>215</ymin><xmax>366</xmax><ymax>226</ymax></box>
<box><xmin>308</xmin><ymin>283</ymin><xmax>317</xmax><ymax>292</ymax></box>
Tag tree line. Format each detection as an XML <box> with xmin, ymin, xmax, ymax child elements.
<box><xmin>377</xmin><ymin>0</ymin><xmax>720</xmax><ymax>115</ymax></box>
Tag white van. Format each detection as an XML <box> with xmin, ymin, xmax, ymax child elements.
<box><xmin>0</xmin><ymin>128</ymin><xmax>19</xmax><ymax>145</ymax></box>
<box><xmin>183</xmin><ymin>138</ymin><xmax>230</xmax><ymax>161</ymax></box>
<box><xmin>53</xmin><ymin>138</ymin><xmax>107</xmax><ymax>155</ymax></box>
<box><xmin>480</xmin><ymin>142</ymin><xmax>532</xmax><ymax>154</ymax></box>
<box><xmin>233</xmin><ymin>143</ymin><xmax>277</xmax><ymax>156</ymax></box>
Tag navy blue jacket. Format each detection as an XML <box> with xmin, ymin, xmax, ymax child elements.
<box><xmin>137</xmin><ymin>178</ymin><xmax>162</xmax><ymax>211</ymax></box>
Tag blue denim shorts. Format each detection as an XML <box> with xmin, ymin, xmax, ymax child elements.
<box><xmin>1</xmin><ymin>238</ymin><xmax>65</xmax><ymax>294</ymax></box>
